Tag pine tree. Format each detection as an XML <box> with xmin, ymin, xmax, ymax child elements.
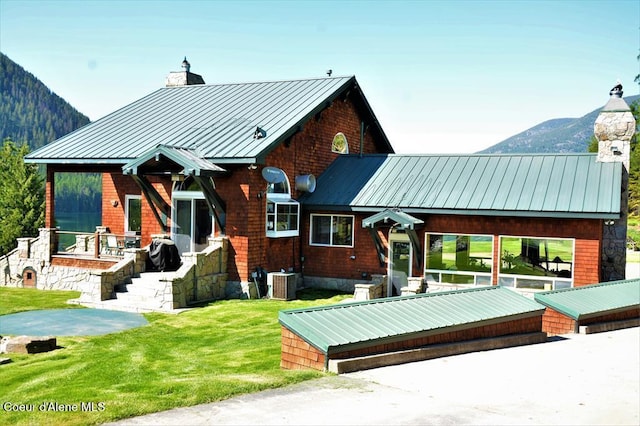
<box><xmin>0</xmin><ymin>138</ymin><xmax>45</xmax><ymax>255</ymax></box>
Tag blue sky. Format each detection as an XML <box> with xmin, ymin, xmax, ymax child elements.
<box><xmin>1</xmin><ymin>0</ymin><xmax>638</xmax><ymax>154</ymax></box>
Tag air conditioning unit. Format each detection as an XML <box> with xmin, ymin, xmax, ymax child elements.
<box><xmin>267</xmin><ymin>272</ymin><xmax>296</xmax><ymax>300</ymax></box>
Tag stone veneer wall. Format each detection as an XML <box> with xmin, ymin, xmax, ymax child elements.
<box><xmin>594</xmin><ymin>91</ymin><xmax>635</xmax><ymax>281</ymax></box>
<box><xmin>75</xmin><ymin>237</ymin><xmax>228</xmax><ymax>310</ymax></box>
<box><xmin>166</xmin><ymin>238</ymin><xmax>229</xmax><ymax>308</ymax></box>
<box><xmin>1</xmin><ymin>228</ymin><xmax>57</xmax><ymax>288</ymax></box>
<box><xmin>1</xmin><ymin>229</ymin><xmax>230</xmax><ymax>311</ymax></box>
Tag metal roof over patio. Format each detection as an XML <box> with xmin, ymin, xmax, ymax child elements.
<box><xmin>534</xmin><ymin>279</ymin><xmax>640</xmax><ymax>320</ymax></box>
<box><xmin>279</xmin><ymin>286</ymin><xmax>545</xmax><ymax>356</ymax></box>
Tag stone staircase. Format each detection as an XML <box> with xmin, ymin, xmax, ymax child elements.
<box><xmin>69</xmin><ymin>238</ymin><xmax>229</xmax><ymax>313</ymax></box>
<box><xmin>85</xmin><ymin>271</ymin><xmax>182</xmax><ymax>313</ymax></box>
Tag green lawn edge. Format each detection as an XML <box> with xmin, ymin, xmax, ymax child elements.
<box><xmin>0</xmin><ymin>288</ymin><xmax>350</xmax><ymax>426</ymax></box>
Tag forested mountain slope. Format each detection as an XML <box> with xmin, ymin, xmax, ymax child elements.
<box><xmin>1</xmin><ymin>53</ymin><xmax>99</xmax><ymax>215</ymax></box>
<box><xmin>0</xmin><ymin>52</ymin><xmax>90</xmax><ymax>150</ymax></box>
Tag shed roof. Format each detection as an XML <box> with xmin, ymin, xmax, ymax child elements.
<box><xmin>534</xmin><ymin>279</ymin><xmax>640</xmax><ymax>320</ymax></box>
<box><xmin>26</xmin><ymin>76</ymin><xmax>392</xmax><ymax>165</ymax></box>
<box><xmin>279</xmin><ymin>286</ymin><xmax>545</xmax><ymax>355</ymax></box>
<box><xmin>300</xmin><ymin>153</ymin><xmax>622</xmax><ymax>219</ymax></box>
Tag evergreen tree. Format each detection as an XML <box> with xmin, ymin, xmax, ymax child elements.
<box><xmin>0</xmin><ymin>138</ymin><xmax>45</xmax><ymax>256</ymax></box>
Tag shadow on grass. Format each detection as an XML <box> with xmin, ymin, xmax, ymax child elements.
<box><xmin>295</xmin><ymin>288</ymin><xmax>352</xmax><ymax>301</ymax></box>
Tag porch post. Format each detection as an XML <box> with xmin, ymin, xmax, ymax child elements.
<box><xmin>45</xmin><ymin>166</ymin><xmax>55</xmax><ymax>228</ymax></box>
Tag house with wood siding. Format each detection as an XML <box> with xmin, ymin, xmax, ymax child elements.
<box><xmin>2</xmin><ymin>61</ymin><xmax>635</xmax><ymax>309</ymax></box>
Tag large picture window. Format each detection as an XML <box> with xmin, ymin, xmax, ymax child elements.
<box><xmin>499</xmin><ymin>236</ymin><xmax>574</xmax><ymax>290</ymax></box>
<box><xmin>310</xmin><ymin>214</ymin><xmax>354</xmax><ymax>247</ymax></box>
<box><xmin>424</xmin><ymin>233</ymin><xmax>493</xmax><ymax>285</ymax></box>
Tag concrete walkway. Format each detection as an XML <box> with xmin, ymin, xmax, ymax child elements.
<box><xmin>111</xmin><ymin>326</ymin><xmax>639</xmax><ymax>426</ymax></box>
<box><xmin>0</xmin><ymin>309</ymin><xmax>148</xmax><ymax>336</ymax></box>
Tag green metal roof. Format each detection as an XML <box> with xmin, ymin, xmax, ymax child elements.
<box><xmin>25</xmin><ymin>76</ymin><xmax>392</xmax><ymax>165</ymax></box>
<box><xmin>279</xmin><ymin>286</ymin><xmax>545</xmax><ymax>355</ymax></box>
<box><xmin>534</xmin><ymin>279</ymin><xmax>640</xmax><ymax>320</ymax></box>
<box><xmin>300</xmin><ymin>153</ymin><xmax>622</xmax><ymax>219</ymax></box>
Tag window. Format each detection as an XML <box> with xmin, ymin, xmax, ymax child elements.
<box><xmin>172</xmin><ymin>191</ymin><xmax>215</xmax><ymax>253</ymax></box>
<box><xmin>310</xmin><ymin>214</ymin><xmax>354</xmax><ymax>247</ymax></box>
<box><xmin>266</xmin><ymin>179</ymin><xmax>291</xmax><ymax>197</ymax></box>
<box><xmin>331</xmin><ymin>132</ymin><xmax>349</xmax><ymax>154</ymax></box>
<box><xmin>424</xmin><ymin>233</ymin><xmax>493</xmax><ymax>285</ymax></box>
<box><xmin>499</xmin><ymin>236</ymin><xmax>574</xmax><ymax>290</ymax></box>
<box><xmin>125</xmin><ymin>195</ymin><xmax>142</xmax><ymax>233</ymax></box>
<box><xmin>265</xmin><ymin>171</ymin><xmax>300</xmax><ymax>238</ymax></box>
<box><xmin>266</xmin><ymin>201</ymin><xmax>299</xmax><ymax>238</ymax></box>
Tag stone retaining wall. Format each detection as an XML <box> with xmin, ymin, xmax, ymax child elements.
<box><xmin>1</xmin><ymin>228</ymin><xmax>230</xmax><ymax>312</ymax></box>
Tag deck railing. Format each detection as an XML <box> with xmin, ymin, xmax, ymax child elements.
<box><xmin>55</xmin><ymin>230</ymin><xmax>141</xmax><ymax>259</ymax></box>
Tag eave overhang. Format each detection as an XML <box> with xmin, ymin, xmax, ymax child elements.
<box><xmin>301</xmin><ymin>205</ymin><xmax>620</xmax><ymax>220</ymax></box>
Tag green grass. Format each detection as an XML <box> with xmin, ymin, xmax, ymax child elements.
<box><xmin>0</xmin><ymin>287</ymin><xmax>351</xmax><ymax>425</ymax></box>
<box><xmin>0</xmin><ymin>288</ymin><xmax>82</xmax><ymax>315</ymax></box>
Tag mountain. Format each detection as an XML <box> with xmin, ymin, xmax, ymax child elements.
<box><xmin>479</xmin><ymin>94</ymin><xmax>640</xmax><ymax>154</ymax></box>
<box><xmin>0</xmin><ymin>52</ymin><xmax>90</xmax><ymax>150</ymax></box>
<box><xmin>0</xmin><ymin>53</ymin><xmax>100</xmax><ymax>217</ymax></box>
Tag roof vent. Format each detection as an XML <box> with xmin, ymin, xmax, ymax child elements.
<box><xmin>254</xmin><ymin>126</ymin><xmax>267</xmax><ymax>139</ymax></box>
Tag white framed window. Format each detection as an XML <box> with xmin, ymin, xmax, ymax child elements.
<box><xmin>498</xmin><ymin>235</ymin><xmax>574</xmax><ymax>290</ymax></box>
<box><xmin>310</xmin><ymin>214</ymin><xmax>354</xmax><ymax>247</ymax></box>
<box><xmin>265</xmin><ymin>172</ymin><xmax>300</xmax><ymax>238</ymax></box>
<box><xmin>266</xmin><ymin>201</ymin><xmax>299</xmax><ymax>238</ymax></box>
<box><xmin>424</xmin><ymin>233</ymin><xmax>493</xmax><ymax>286</ymax></box>
<box><xmin>124</xmin><ymin>195</ymin><xmax>142</xmax><ymax>233</ymax></box>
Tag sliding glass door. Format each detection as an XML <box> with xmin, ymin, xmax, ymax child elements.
<box><xmin>172</xmin><ymin>192</ymin><xmax>213</xmax><ymax>255</ymax></box>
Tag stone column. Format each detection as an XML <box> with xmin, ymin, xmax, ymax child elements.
<box><xmin>38</xmin><ymin>227</ymin><xmax>57</xmax><ymax>262</ymax></box>
<box><xmin>594</xmin><ymin>83</ymin><xmax>636</xmax><ymax>281</ymax></box>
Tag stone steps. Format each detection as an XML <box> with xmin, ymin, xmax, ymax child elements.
<box><xmin>106</xmin><ymin>272</ymin><xmax>173</xmax><ymax>313</ymax></box>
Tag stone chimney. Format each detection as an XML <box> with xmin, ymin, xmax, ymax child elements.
<box><xmin>165</xmin><ymin>57</ymin><xmax>206</xmax><ymax>87</ymax></box>
<box><xmin>594</xmin><ymin>82</ymin><xmax>635</xmax><ymax>170</ymax></box>
<box><xmin>594</xmin><ymin>81</ymin><xmax>636</xmax><ymax>282</ymax></box>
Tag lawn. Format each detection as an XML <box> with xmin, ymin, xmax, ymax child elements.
<box><xmin>0</xmin><ymin>287</ymin><xmax>351</xmax><ymax>426</ymax></box>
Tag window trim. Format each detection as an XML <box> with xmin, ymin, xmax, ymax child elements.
<box><xmin>266</xmin><ymin>174</ymin><xmax>292</xmax><ymax>201</ymax></box>
<box><xmin>498</xmin><ymin>234</ymin><xmax>575</xmax><ymax>290</ymax></box>
<box><xmin>309</xmin><ymin>214</ymin><xmax>355</xmax><ymax>248</ymax></box>
<box><xmin>266</xmin><ymin>199</ymin><xmax>300</xmax><ymax>238</ymax></box>
<box><xmin>423</xmin><ymin>232</ymin><xmax>493</xmax><ymax>286</ymax></box>
<box><xmin>124</xmin><ymin>194</ymin><xmax>142</xmax><ymax>233</ymax></box>
<box><xmin>171</xmin><ymin>190</ymin><xmax>216</xmax><ymax>252</ymax></box>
